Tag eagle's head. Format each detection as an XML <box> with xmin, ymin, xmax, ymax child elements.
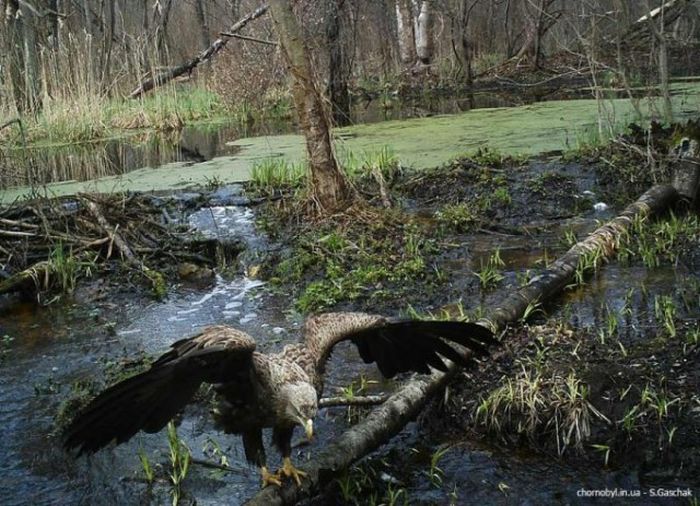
<box><xmin>280</xmin><ymin>381</ymin><xmax>318</xmax><ymax>440</ymax></box>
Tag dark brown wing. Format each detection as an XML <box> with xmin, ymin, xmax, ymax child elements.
<box><xmin>63</xmin><ymin>326</ymin><xmax>256</xmax><ymax>455</ymax></box>
<box><xmin>304</xmin><ymin>312</ymin><xmax>496</xmax><ymax>379</ymax></box>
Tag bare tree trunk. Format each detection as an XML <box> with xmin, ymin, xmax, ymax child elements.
<box><xmin>645</xmin><ymin>0</ymin><xmax>674</xmax><ymax>122</ymax></box>
<box><xmin>504</xmin><ymin>0</ymin><xmax>514</xmax><ymax>57</ymax></box>
<box><xmin>3</xmin><ymin>0</ymin><xmax>27</xmax><ymax>113</ymax></box>
<box><xmin>48</xmin><ymin>0</ymin><xmax>60</xmax><ymax>51</ymax></box>
<box><xmin>194</xmin><ymin>0</ymin><xmax>210</xmax><ymax>49</ymax></box>
<box><xmin>395</xmin><ymin>0</ymin><xmax>416</xmax><ymax>65</ymax></box>
<box><xmin>327</xmin><ymin>0</ymin><xmax>351</xmax><ymax>126</ymax></box>
<box><xmin>101</xmin><ymin>0</ymin><xmax>116</xmax><ymax>89</ymax></box>
<box><xmin>18</xmin><ymin>0</ymin><xmax>40</xmax><ymax>113</ymax></box>
<box><xmin>454</xmin><ymin>0</ymin><xmax>480</xmax><ymax>84</ymax></box>
<box><xmin>154</xmin><ymin>0</ymin><xmax>173</xmax><ymax>59</ymax></box>
<box><xmin>515</xmin><ymin>0</ymin><xmax>558</xmax><ymax>69</ymax></box>
<box><xmin>268</xmin><ymin>0</ymin><xmax>353</xmax><ymax>213</ymax></box>
<box><xmin>415</xmin><ymin>0</ymin><xmax>434</xmax><ymax>64</ymax></box>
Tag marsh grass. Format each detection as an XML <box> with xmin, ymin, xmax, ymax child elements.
<box><xmin>475</xmin><ymin>367</ymin><xmax>609</xmax><ymax>456</ymax></box>
<box><xmin>167</xmin><ymin>421</ymin><xmax>191</xmax><ymax>506</ymax></box>
<box><xmin>250</xmin><ymin>157</ymin><xmax>307</xmax><ymax>194</ymax></box>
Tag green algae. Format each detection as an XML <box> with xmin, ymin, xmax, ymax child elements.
<box><xmin>2</xmin><ymin>83</ymin><xmax>699</xmax><ymax>204</ymax></box>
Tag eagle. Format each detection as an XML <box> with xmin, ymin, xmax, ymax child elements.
<box><xmin>63</xmin><ymin>312</ymin><xmax>495</xmax><ymax>486</ymax></box>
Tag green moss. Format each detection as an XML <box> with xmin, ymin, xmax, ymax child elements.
<box><xmin>268</xmin><ymin>217</ymin><xmax>442</xmax><ymax>313</ymax></box>
<box><xmin>435</xmin><ymin>202</ymin><xmax>479</xmax><ymax>233</ymax></box>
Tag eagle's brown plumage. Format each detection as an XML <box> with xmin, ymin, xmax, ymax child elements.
<box><xmin>63</xmin><ymin>312</ymin><xmax>495</xmax><ymax>485</ymax></box>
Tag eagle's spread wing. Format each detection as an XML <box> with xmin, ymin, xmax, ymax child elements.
<box><xmin>304</xmin><ymin>312</ymin><xmax>496</xmax><ymax>379</ymax></box>
<box><xmin>63</xmin><ymin>326</ymin><xmax>256</xmax><ymax>455</ymax></box>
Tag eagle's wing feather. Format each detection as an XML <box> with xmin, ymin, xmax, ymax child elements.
<box><xmin>63</xmin><ymin>326</ymin><xmax>256</xmax><ymax>455</ymax></box>
<box><xmin>304</xmin><ymin>312</ymin><xmax>496</xmax><ymax>379</ymax></box>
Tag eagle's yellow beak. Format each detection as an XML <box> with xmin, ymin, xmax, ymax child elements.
<box><xmin>304</xmin><ymin>419</ymin><xmax>314</xmax><ymax>440</ymax></box>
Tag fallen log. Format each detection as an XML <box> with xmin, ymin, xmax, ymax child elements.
<box><xmin>128</xmin><ymin>5</ymin><xmax>269</xmax><ymax>99</ymax></box>
<box><xmin>0</xmin><ymin>261</ymin><xmax>51</xmax><ymax>295</ymax></box>
<box><xmin>318</xmin><ymin>395</ymin><xmax>389</xmax><ymax>409</ymax></box>
<box><xmin>244</xmin><ymin>183</ymin><xmax>679</xmax><ymax>506</ymax></box>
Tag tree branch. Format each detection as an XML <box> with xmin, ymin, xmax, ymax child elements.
<box><xmin>128</xmin><ymin>4</ymin><xmax>269</xmax><ymax>99</ymax></box>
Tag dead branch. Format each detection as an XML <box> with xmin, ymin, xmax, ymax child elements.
<box><xmin>220</xmin><ymin>32</ymin><xmax>278</xmax><ymax>46</ymax></box>
<box><xmin>244</xmin><ymin>183</ymin><xmax>679</xmax><ymax>505</ymax></box>
<box><xmin>318</xmin><ymin>395</ymin><xmax>389</xmax><ymax>409</ymax></box>
<box><xmin>81</xmin><ymin>196</ymin><xmax>140</xmax><ymax>266</ymax></box>
<box><xmin>128</xmin><ymin>5</ymin><xmax>269</xmax><ymax>99</ymax></box>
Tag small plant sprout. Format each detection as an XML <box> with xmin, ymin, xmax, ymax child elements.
<box><xmin>167</xmin><ymin>421</ymin><xmax>191</xmax><ymax>506</ymax></box>
<box><xmin>475</xmin><ymin>249</ymin><xmax>505</xmax><ymax>290</ymax></box>
<box><xmin>384</xmin><ymin>484</ymin><xmax>407</xmax><ymax>506</ymax></box>
<box><xmin>426</xmin><ymin>445</ymin><xmax>451</xmax><ymax>488</ymax></box>
<box><xmin>654</xmin><ymin>295</ymin><xmax>677</xmax><ymax>338</ymax></box>
<box><xmin>520</xmin><ymin>299</ymin><xmax>543</xmax><ymax>323</ymax></box>
<box><xmin>591</xmin><ymin>443</ymin><xmax>611</xmax><ymax>467</ymax></box>
<box><xmin>667</xmin><ymin>426</ymin><xmax>678</xmax><ymax>446</ymax></box>
<box><xmin>138</xmin><ymin>448</ymin><xmax>155</xmax><ymax>484</ymax></box>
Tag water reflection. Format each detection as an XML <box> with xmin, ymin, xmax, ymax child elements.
<box><xmin>0</xmin><ymin>91</ymin><xmax>539</xmax><ymax>192</ymax></box>
<box><xmin>0</xmin><ymin>122</ymin><xmax>266</xmax><ymax>190</ymax></box>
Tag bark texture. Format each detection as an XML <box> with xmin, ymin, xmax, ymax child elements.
<box><xmin>415</xmin><ymin>0</ymin><xmax>435</xmax><ymax>64</ymax></box>
<box><xmin>395</xmin><ymin>0</ymin><xmax>416</xmax><ymax>65</ymax></box>
<box><xmin>269</xmin><ymin>0</ymin><xmax>352</xmax><ymax>213</ymax></box>
<box><xmin>327</xmin><ymin>0</ymin><xmax>351</xmax><ymax>126</ymax></box>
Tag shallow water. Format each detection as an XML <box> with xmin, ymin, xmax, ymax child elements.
<box><xmin>1</xmin><ymin>189</ymin><xmax>696</xmax><ymax>505</ymax></box>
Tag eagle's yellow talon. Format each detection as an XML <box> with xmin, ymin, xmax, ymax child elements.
<box><xmin>280</xmin><ymin>457</ymin><xmax>307</xmax><ymax>486</ymax></box>
<box><xmin>261</xmin><ymin>466</ymin><xmax>283</xmax><ymax>487</ymax></box>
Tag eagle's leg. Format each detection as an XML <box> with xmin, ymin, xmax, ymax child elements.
<box><xmin>243</xmin><ymin>429</ymin><xmax>281</xmax><ymax>487</ymax></box>
<box><xmin>272</xmin><ymin>425</ymin><xmax>308</xmax><ymax>486</ymax></box>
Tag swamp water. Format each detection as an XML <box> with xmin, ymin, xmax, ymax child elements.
<box><xmin>2</xmin><ymin>82</ymin><xmax>700</xmax><ymax>204</ymax></box>
<box><xmin>1</xmin><ymin>85</ymin><xmax>699</xmax><ymax>504</ymax></box>
<box><xmin>0</xmin><ymin>184</ymin><xmax>697</xmax><ymax>504</ymax></box>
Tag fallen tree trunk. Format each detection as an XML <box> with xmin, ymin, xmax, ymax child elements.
<box><xmin>0</xmin><ymin>261</ymin><xmax>51</xmax><ymax>295</ymax></box>
<box><xmin>128</xmin><ymin>5</ymin><xmax>269</xmax><ymax>99</ymax></box>
<box><xmin>244</xmin><ymin>183</ymin><xmax>679</xmax><ymax>505</ymax></box>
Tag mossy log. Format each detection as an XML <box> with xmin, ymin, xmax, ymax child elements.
<box><xmin>128</xmin><ymin>5</ymin><xmax>269</xmax><ymax>99</ymax></box>
<box><xmin>0</xmin><ymin>261</ymin><xmax>51</xmax><ymax>295</ymax></box>
<box><xmin>244</xmin><ymin>183</ymin><xmax>679</xmax><ymax>506</ymax></box>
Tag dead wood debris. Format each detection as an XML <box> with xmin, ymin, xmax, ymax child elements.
<box><xmin>0</xmin><ymin>193</ymin><xmax>212</xmax><ymax>296</ymax></box>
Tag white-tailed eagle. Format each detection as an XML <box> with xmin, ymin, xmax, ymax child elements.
<box><xmin>63</xmin><ymin>312</ymin><xmax>495</xmax><ymax>486</ymax></box>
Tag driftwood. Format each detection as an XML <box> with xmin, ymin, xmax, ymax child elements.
<box><xmin>244</xmin><ymin>183</ymin><xmax>679</xmax><ymax>506</ymax></box>
<box><xmin>82</xmin><ymin>197</ymin><xmax>140</xmax><ymax>267</ymax></box>
<box><xmin>128</xmin><ymin>5</ymin><xmax>269</xmax><ymax>99</ymax></box>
